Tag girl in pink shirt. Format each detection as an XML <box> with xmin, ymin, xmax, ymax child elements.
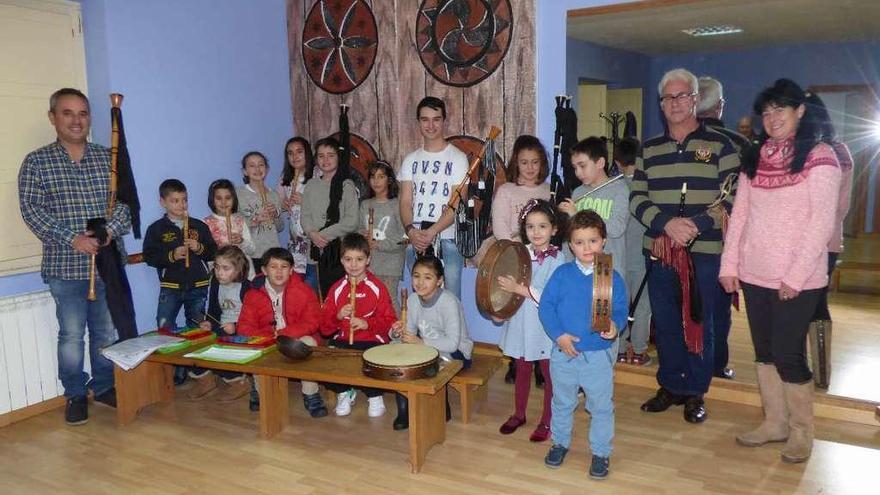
<box><xmin>489</xmin><ymin>135</ymin><xmax>552</xmax><ymax>386</ymax></box>
<box><xmin>491</xmin><ymin>135</ymin><xmax>552</xmax><ymax>241</ymax></box>
<box><xmin>719</xmin><ymin>79</ymin><xmax>841</xmax><ymax>465</ymax></box>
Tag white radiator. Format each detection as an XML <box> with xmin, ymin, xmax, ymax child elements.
<box><xmin>0</xmin><ymin>290</ymin><xmax>91</xmax><ymax>415</ymax></box>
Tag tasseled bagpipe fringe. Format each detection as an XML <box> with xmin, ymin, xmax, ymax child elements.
<box><xmin>651</xmin><ymin>235</ymin><xmax>703</xmax><ymax>355</ymax></box>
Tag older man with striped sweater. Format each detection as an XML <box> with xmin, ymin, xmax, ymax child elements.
<box><xmin>629</xmin><ymin>69</ymin><xmax>740</xmax><ymax>424</ymax></box>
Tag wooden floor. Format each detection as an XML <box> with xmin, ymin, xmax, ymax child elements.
<box><xmin>624</xmin><ymin>291</ymin><xmax>880</xmax><ymax>403</ymax></box>
<box><xmin>1</xmin><ymin>370</ymin><xmax>878</xmax><ymax>494</ymax></box>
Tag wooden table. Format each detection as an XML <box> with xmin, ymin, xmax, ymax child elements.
<box><xmin>113</xmin><ymin>344</ymin><xmax>462</xmax><ymax>473</ymax></box>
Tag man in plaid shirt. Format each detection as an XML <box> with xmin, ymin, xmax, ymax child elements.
<box><xmin>18</xmin><ymin>88</ymin><xmax>131</xmax><ymax>426</ymax></box>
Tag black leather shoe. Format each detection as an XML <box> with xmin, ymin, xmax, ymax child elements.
<box><xmin>714</xmin><ymin>368</ymin><xmax>736</xmax><ymax>380</ymax></box>
<box><xmin>683</xmin><ymin>396</ymin><xmax>708</xmax><ymax>423</ymax></box>
<box><xmin>640</xmin><ymin>388</ymin><xmax>685</xmax><ymax>413</ymax></box>
<box><xmin>65</xmin><ymin>396</ymin><xmax>88</xmax><ymax>426</ymax></box>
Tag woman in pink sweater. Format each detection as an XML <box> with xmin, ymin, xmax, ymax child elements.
<box><xmin>719</xmin><ymin>79</ymin><xmax>841</xmax><ymax>465</ymax></box>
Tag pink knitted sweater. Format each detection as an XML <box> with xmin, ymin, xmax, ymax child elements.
<box><xmin>720</xmin><ymin>140</ymin><xmax>841</xmax><ymax>291</ymax></box>
<box><xmin>490</xmin><ymin>182</ymin><xmax>551</xmax><ymax>241</ymax></box>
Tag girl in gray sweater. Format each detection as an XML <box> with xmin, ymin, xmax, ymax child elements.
<box><xmin>301</xmin><ymin>137</ymin><xmax>360</xmax><ymax>297</ymax></box>
<box><xmin>392</xmin><ymin>256</ymin><xmax>473</xmax><ymax>363</ymax></box>
<box><xmin>360</xmin><ymin>161</ymin><xmax>406</xmax><ymax>312</ymax></box>
<box><xmin>389</xmin><ymin>255</ymin><xmax>473</xmax><ymax>430</ymax></box>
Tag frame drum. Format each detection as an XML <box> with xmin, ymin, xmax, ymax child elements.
<box><xmin>362</xmin><ymin>343</ymin><xmax>440</xmax><ymax>381</ymax></box>
<box><xmin>475</xmin><ymin>239</ymin><xmax>531</xmax><ymax>319</ymax></box>
<box><xmin>591</xmin><ymin>253</ymin><xmax>613</xmax><ymax>333</ymax></box>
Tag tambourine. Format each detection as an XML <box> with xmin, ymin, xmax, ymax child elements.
<box><xmin>591</xmin><ymin>253</ymin><xmax>613</xmax><ymax>333</ymax></box>
<box><xmin>475</xmin><ymin>239</ymin><xmax>531</xmax><ymax>320</ymax></box>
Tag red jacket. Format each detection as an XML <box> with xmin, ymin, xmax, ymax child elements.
<box><xmin>238</xmin><ymin>275</ymin><xmax>321</xmax><ymax>339</ymax></box>
<box><xmin>320</xmin><ymin>271</ymin><xmax>396</xmax><ymax>344</ymax></box>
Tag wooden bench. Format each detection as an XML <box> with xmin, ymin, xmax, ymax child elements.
<box><xmin>113</xmin><ymin>342</ymin><xmax>461</xmax><ymax>473</ymax></box>
<box><xmin>449</xmin><ymin>350</ymin><xmax>502</xmax><ymax>424</ymax></box>
<box><xmin>830</xmin><ymin>261</ymin><xmax>880</xmax><ymax>291</ymax></box>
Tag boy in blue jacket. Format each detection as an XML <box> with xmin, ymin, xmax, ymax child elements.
<box><xmin>539</xmin><ymin>210</ymin><xmax>627</xmax><ymax>479</ymax></box>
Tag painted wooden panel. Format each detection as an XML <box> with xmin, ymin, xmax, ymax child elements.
<box><xmin>287</xmin><ymin>0</ymin><xmax>311</xmax><ymax>140</ymax></box>
<box><xmin>502</xmin><ymin>0</ymin><xmax>537</xmax><ymax>161</ymax></box>
<box><xmin>394</xmin><ymin>0</ymin><xmax>427</xmax><ymax>169</ymax></box>
<box><xmin>288</xmin><ymin>0</ymin><xmax>536</xmax><ymax>171</ymax></box>
<box><xmin>371</xmin><ymin>0</ymin><xmax>401</xmax><ymax>164</ymax></box>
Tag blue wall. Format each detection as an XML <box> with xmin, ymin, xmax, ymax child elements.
<box><xmin>646</xmin><ymin>41</ymin><xmax>880</xmax><ymax>138</ymax></box>
<box><xmin>1</xmin><ymin>0</ymin><xmax>292</xmax><ymax>332</ymax></box>
<box><xmin>566</xmin><ymin>37</ymin><xmax>651</xmax><ymax>131</ymax></box>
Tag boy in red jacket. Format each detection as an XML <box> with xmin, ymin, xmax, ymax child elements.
<box><xmin>238</xmin><ymin>247</ymin><xmax>327</xmax><ymax>418</ymax></box>
<box><xmin>321</xmin><ymin>233</ymin><xmax>396</xmax><ymax>418</ymax></box>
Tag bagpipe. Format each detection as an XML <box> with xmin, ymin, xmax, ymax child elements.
<box><xmin>549</xmin><ymin>95</ymin><xmax>578</xmax><ymax>206</ymax></box>
<box><xmin>86</xmin><ymin>94</ymin><xmax>141</xmax><ymax>341</ymax></box>
<box><xmin>447</xmin><ymin>126</ymin><xmax>502</xmax><ymax>259</ymax></box>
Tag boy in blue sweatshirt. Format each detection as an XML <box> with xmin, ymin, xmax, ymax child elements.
<box><xmin>539</xmin><ymin>210</ymin><xmax>628</xmax><ymax>479</ymax></box>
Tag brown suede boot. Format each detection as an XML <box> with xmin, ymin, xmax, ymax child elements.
<box><xmin>215</xmin><ymin>376</ymin><xmax>251</xmax><ymax>402</ymax></box>
<box><xmin>186</xmin><ymin>371</ymin><xmax>217</xmax><ymax>400</ymax></box>
<box><xmin>736</xmin><ymin>363</ymin><xmax>789</xmax><ymax>447</ymax></box>
<box><xmin>781</xmin><ymin>381</ymin><xmax>814</xmax><ymax>463</ymax></box>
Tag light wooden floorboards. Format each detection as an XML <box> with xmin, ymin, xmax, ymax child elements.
<box><xmin>622</xmin><ymin>287</ymin><xmax>880</xmax><ymax>403</ymax></box>
<box><xmin>1</xmin><ymin>368</ymin><xmax>878</xmax><ymax>495</ymax></box>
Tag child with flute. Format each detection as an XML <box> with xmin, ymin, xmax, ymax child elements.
<box><xmin>319</xmin><ymin>233</ymin><xmax>397</xmax><ymax>418</ymax></box>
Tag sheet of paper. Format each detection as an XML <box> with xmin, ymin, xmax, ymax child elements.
<box><xmin>101</xmin><ymin>334</ymin><xmax>184</xmax><ymax>371</ymax></box>
<box><xmin>184</xmin><ymin>346</ymin><xmax>262</xmax><ymax>362</ymax></box>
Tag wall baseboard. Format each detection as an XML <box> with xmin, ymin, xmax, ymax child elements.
<box><xmin>0</xmin><ymin>396</ymin><xmax>66</xmax><ymax>427</ymax></box>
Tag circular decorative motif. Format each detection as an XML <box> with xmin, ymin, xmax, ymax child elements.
<box><xmin>302</xmin><ymin>0</ymin><xmax>378</xmax><ymax>94</ymax></box>
<box><xmin>416</xmin><ymin>0</ymin><xmax>513</xmax><ymax>87</ymax></box>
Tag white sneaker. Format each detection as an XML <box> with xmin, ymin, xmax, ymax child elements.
<box><xmin>367</xmin><ymin>396</ymin><xmax>386</xmax><ymax>417</ymax></box>
<box><xmin>334</xmin><ymin>389</ymin><xmax>356</xmax><ymax>416</ymax></box>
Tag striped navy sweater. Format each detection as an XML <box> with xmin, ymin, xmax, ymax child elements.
<box><xmin>629</xmin><ymin>124</ymin><xmax>740</xmax><ymax>256</ymax></box>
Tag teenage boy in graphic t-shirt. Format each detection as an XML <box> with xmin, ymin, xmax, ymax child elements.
<box><xmin>398</xmin><ymin>96</ymin><xmax>469</xmax><ymax>298</ymax></box>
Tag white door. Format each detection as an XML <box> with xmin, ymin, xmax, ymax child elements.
<box><xmin>0</xmin><ymin>0</ymin><xmax>87</xmax><ymax>275</ymax></box>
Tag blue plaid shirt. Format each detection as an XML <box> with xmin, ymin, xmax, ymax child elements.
<box><xmin>18</xmin><ymin>141</ymin><xmax>131</xmax><ymax>281</ymax></box>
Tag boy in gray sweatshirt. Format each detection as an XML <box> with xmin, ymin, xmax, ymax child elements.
<box><xmin>559</xmin><ymin>137</ymin><xmax>630</xmax><ymax>276</ymax></box>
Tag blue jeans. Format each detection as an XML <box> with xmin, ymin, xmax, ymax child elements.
<box><xmin>714</xmin><ymin>290</ymin><xmax>733</xmax><ymax>374</ymax></box>
<box><xmin>549</xmin><ymin>345</ymin><xmax>615</xmax><ymax>457</ymax></box>
<box><xmin>303</xmin><ymin>264</ymin><xmax>319</xmax><ymax>292</ymax></box>
<box><xmin>156</xmin><ymin>286</ymin><xmax>208</xmax><ymax>330</ymax></box>
<box><xmin>648</xmin><ymin>254</ymin><xmax>720</xmax><ymax>396</ymax></box>
<box><xmin>405</xmin><ymin>238</ymin><xmax>463</xmax><ymax>299</ymax></box>
<box><xmin>47</xmin><ymin>277</ymin><xmax>117</xmax><ymax>398</ymax></box>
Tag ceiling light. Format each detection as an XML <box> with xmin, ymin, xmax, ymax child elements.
<box><xmin>682</xmin><ymin>25</ymin><xmax>744</xmax><ymax>37</ymax></box>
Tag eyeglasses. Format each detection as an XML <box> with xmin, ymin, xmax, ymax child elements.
<box><xmin>659</xmin><ymin>92</ymin><xmax>696</xmax><ymax>105</ymax></box>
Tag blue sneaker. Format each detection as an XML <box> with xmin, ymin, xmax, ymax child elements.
<box><xmin>589</xmin><ymin>455</ymin><xmax>610</xmax><ymax>479</ymax></box>
<box><xmin>544</xmin><ymin>444</ymin><xmax>568</xmax><ymax>469</ymax></box>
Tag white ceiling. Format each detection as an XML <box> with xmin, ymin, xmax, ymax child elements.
<box><xmin>567</xmin><ymin>0</ymin><xmax>880</xmax><ymax>55</ymax></box>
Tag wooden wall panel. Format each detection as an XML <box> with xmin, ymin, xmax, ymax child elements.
<box><xmin>287</xmin><ymin>0</ymin><xmax>310</xmax><ymax>140</ymax></box>
<box><xmin>344</xmin><ymin>0</ymin><xmax>379</xmax><ymax>148</ymax></box>
<box><xmin>463</xmin><ymin>67</ymin><xmax>504</xmax><ymax>147</ymax></box>
<box><xmin>371</xmin><ymin>0</ymin><xmax>400</xmax><ymax>163</ymax></box>
<box><xmin>502</xmin><ymin>0</ymin><xmax>537</xmax><ymax>164</ymax></box>
<box><xmin>288</xmin><ymin>0</ymin><xmax>536</xmax><ymax>172</ymax></box>
<box><xmin>393</xmin><ymin>0</ymin><xmax>426</xmax><ymax>168</ymax></box>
